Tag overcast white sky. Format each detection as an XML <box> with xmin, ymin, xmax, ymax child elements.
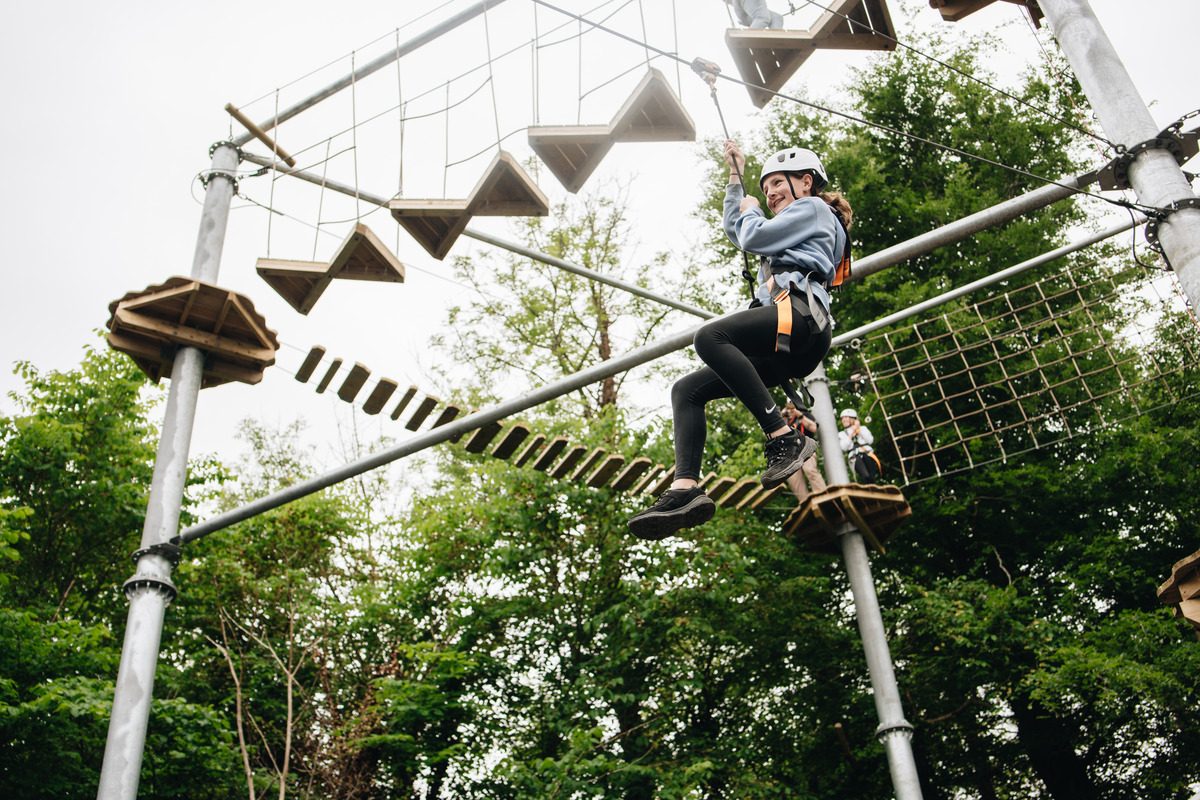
<box><xmin>1</xmin><ymin>0</ymin><xmax>1196</xmax><ymax>472</ymax></box>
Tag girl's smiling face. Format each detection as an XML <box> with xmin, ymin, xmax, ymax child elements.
<box><xmin>761</xmin><ymin>172</ymin><xmax>813</xmax><ymax>215</ymax></box>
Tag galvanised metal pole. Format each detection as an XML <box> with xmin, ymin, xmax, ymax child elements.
<box><xmin>806</xmin><ymin>363</ymin><xmax>924</xmax><ymax>800</ymax></box>
<box><xmin>1038</xmin><ymin>0</ymin><xmax>1200</xmax><ymax>309</ymax></box>
<box><xmin>96</xmin><ymin>142</ymin><xmax>240</xmax><ymax>800</ymax></box>
<box><xmin>231</xmin><ymin>0</ymin><xmax>512</xmax><ymax>147</ymax></box>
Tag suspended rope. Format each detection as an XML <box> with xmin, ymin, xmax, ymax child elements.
<box><xmin>266</xmin><ymin>89</ymin><xmax>281</xmax><ymax>258</ymax></box>
<box><xmin>313</xmin><ymin>139</ymin><xmax>333</xmax><ymax>261</ymax></box>
<box><xmin>482</xmin><ymin>3</ymin><xmax>504</xmax><ymax>150</ymax></box>
<box><xmin>528</xmin><ymin>0</ymin><xmax>1169</xmax><ymax>220</ymax></box>
<box><xmin>351</xmin><ymin>50</ymin><xmax>362</xmax><ymax>222</ymax></box>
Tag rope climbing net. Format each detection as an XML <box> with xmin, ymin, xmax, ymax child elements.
<box><xmin>851</xmin><ymin>260</ymin><xmax>1200</xmax><ymax>485</ymax></box>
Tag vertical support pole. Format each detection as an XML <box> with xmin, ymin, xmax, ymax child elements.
<box><xmin>1038</xmin><ymin>0</ymin><xmax>1200</xmax><ymax>309</ymax></box>
<box><xmin>96</xmin><ymin>142</ymin><xmax>240</xmax><ymax>800</ymax></box>
<box><xmin>806</xmin><ymin>364</ymin><xmax>924</xmax><ymax>800</ymax></box>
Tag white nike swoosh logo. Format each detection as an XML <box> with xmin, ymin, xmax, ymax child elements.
<box><xmin>765</xmin><ymin>404</ymin><xmax>777</xmax><ymax>414</ymax></box>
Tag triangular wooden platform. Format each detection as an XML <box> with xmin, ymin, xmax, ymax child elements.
<box><xmin>1158</xmin><ymin>547</ymin><xmax>1200</xmax><ymax>640</ymax></box>
<box><xmin>389</xmin><ymin>151</ymin><xmax>547</xmax><ymax>259</ymax></box>
<box><xmin>609</xmin><ymin>68</ymin><xmax>696</xmax><ymax>143</ymax></box>
<box><xmin>527</xmin><ymin>125</ymin><xmax>614</xmax><ymax>194</ymax></box>
<box><xmin>528</xmin><ymin>68</ymin><xmax>695</xmax><ymax>193</ymax></box>
<box><xmin>727</xmin><ymin>0</ymin><xmax>897</xmax><ymax>108</ymax></box>
<box><xmin>107</xmin><ymin>277</ymin><xmax>279</xmax><ymax>388</ymax></box>
<box><xmin>257</xmin><ymin>223</ymin><xmax>405</xmax><ymax>314</ymax></box>
<box><xmin>782</xmin><ymin>483</ymin><xmax>910</xmax><ymax>554</ymax></box>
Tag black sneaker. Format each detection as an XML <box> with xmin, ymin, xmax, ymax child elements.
<box><xmin>760</xmin><ymin>430</ymin><xmax>818</xmax><ymax>489</ymax></box>
<box><xmin>627</xmin><ymin>486</ymin><xmax>716</xmax><ymax>541</ymax></box>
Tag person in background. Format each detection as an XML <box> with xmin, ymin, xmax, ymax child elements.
<box><xmin>722</xmin><ymin>0</ymin><xmax>785</xmax><ymax>29</ymax></box>
<box><xmin>838</xmin><ymin>408</ymin><xmax>880</xmax><ymax>484</ymax></box>
<box><xmin>784</xmin><ymin>402</ymin><xmax>827</xmax><ymax>502</ymax></box>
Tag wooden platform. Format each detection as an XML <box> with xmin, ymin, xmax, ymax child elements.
<box><xmin>782</xmin><ymin>483</ymin><xmax>910</xmax><ymax>554</ymax></box>
<box><xmin>726</xmin><ymin>0</ymin><xmax>897</xmax><ymax>108</ymax></box>
<box><xmin>389</xmin><ymin>151</ymin><xmax>548</xmax><ymax>259</ymax></box>
<box><xmin>257</xmin><ymin>223</ymin><xmax>405</xmax><ymax>314</ymax></box>
<box><xmin>928</xmin><ymin>0</ymin><xmax>1042</xmax><ymax>25</ymax></box>
<box><xmin>528</xmin><ymin>68</ymin><xmax>695</xmax><ymax>193</ymax></box>
<box><xmin>1158</xmin><ymin>547</ymin><xmax>1200</xmax><ymax>640</ymax></box>
<box><xmin>107</xmin><ymin>277</ymin><xmax>279</xmax><ymax>388</ymax></box>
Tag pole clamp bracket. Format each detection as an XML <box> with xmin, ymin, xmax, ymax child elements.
<box><xmin>1090</xmin><ymin>125</ymin><xmax>1200</xmax><ymax>191</ymax></box>
<box><xmin>131</xmin><ymin>541</ymin><xmax>183</xmax><ymax>567</ymax></box>
<box><xmin>875</xmin><ymin>719</ymin><xmax>915</xmax><ymax>741</ymax></box>
<box><xmin>122</xmin><ymin>574</ymin><xmax>179</xmax><ymax>603</ymax></box>
<box><xmin>1144</xmin><ymin>196</ymin><xmax>1200</xmax><ymax>256</ymax></box>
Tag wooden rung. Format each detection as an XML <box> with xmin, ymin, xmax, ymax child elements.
<box><xmin>648</xmin><ymin>467</ymin><xmax>676</xmax><ymax>496</ymax></box>
<box><xmin>362</xmin><ymin>379</ymin><xmax>398</xmax><ymax>415</ymax></box>
<box><xmin>405</xmin><ymin>395</ymin><xmax>439</xmax><ymax>431</ymax></box>
<box><xmin>815</xmin><ymin>0</ymin><xmax>898</xmax><ymax>49</ymax></box>
<box><xmin>390</xmin><ymin>386</ymin><xmax>418</xmax><ymax>420</ymax></box>
<box><xmin>295</xmin><ymin>346</ymin><xmax>326</xmax><ymax>383</ymax></box>
<box><xmin>327</xmin><ymin>223</ymin><xmax>405</xmax><ymax>283</ymax></box>
<box><xmin>466</xmin><ymin>150</ymin><xmax>550</xmax><ymax>218</ymax></box>
<box><xmin>631</xmin><ymin>463</ymin><xmax>665</xmax><ymax>495</ymax></box>
<box><xmin>431</xmin><ymin>404</ymin><xmax>463</xmax><ymax>428</ymax></box>
<box><xmin>532</xmin><ymin>437</ymin><xmax>569</xmax><ymax>471</ymax></box>
<box><xmin>527</xmin><ymin>125</ymin><xmax>614</xmax><ymax>193</ymax></box>
<box><xmin>514</xmin><ymin>434</ymin><xmax>547</xmax><ymax>467</ymax></box>
<box><xmin>719</xmin><ymin>478</ymin><xmax>759</xmax><ymax>509</ymax></box>
<box><xmin>315</xmin><ymin>358</ymin><xmax>343</xmax><ymax>393</ymax></box>
<box><xmin>725</xmin><ymin>29</ymin><xmax>818</xmax><ymax>109</ymax></box>
<box><xmin>749</xmin><ymin>484</ymin><xmax>787</xmax><ymax>509</ymax></box>
<box><xmin>388</xmin><ymin>200</ymin><xmax>472</xmax><ymax>261</ymax></box>
<box><xmin>610</xmin><ymin>457</ymin><xmax>652</xmax><ymax>492</ymax></box>
<box><xmin>706</xmin><ymin>476</ymin><xmax>736</xmax><ymax>502</ymax></box>
<box><xmin>464</xmin><ymin>421</ymin><xmax>503</xmax><ymax>454</ymax></box>
<box><xmin>586</xmin><ymin>455</ymin><xmax>626</xmax><ymax>488</ymax></box>
<box><xmin>697</xmin><ymin>472</ymin><xmax>719</xmax><ymax>490</ymax></box>
<box><xmin>491</xmin><ymin>424</ymin><xmax>531</xmax><ymax>460</ymax></box>
<box><xmin>609</xmin><ymin>68</ymin><xmax>696</xmax><ymax>143</ymax></box>
<box><xmin>570</xmin><ymin>448</ymin><xmax>607</xmax><ymax>483</ymax></box>
<box><xmin>550</xmin><ymin>446</ymin><xmax>588</xmax><ymax>479</ymax></box>
<box><xmin>337</xmin><ymin>362</ymin><xmax>371</xmax><ymax>403</ymax></box>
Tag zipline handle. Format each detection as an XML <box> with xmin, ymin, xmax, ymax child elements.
<box><xmin>690</xmin><ymin>56</ymin><xmax>722</xmax><ymax>91</ymax></box>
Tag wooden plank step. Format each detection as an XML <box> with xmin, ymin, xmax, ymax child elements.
<box><xmin>466</xmin><ymin>150</ymin><xmax>550</xmax><ymax>217</ymax></box>
<box><xmin>609</xmin><ymin>68</ymin><xmax>696</xmax><ymax>143</ymax></box>
<box><xmin>631</xmin><ymin>463</ymin><xmax>665</xmax><ymax>495</ymax></box>
<box><xmin>362</xmin><ymin>379</ymin><xmax>398</xmax><ymax>415</ymax></box>
<box><xmin>405</xmin><ymin>395</ymin><xmax>439</xmax><ymax>430</ymax></box>
<box><xmin>337</xmin><ymin>362</ymin><xmax>371</xmax><ymax>403</ymax></box>
<box><xmin>465</xmin><ymin>421</ymin><xmax>503</xmax><ymax>454</ymax></box>
<box><xmin>648</xmin><ymin>467</ymin><xmax>676</xmax><ymax>496</ymax></box>
<box><xmin>491</xmin><ymin>424</ymin><xmax>531</xmax><ymax>460</ymax></box>
<box><xmin>431</xmin><ymin>404</ymin><xmax>463</xmax><ymax>428</ymax></box>
<box><xmin>315</xmin><ymin>358</ymin><xmax>343</xmax><ymax>393</ymax></box>
<box><xmin>514</xmin><ymin>434</ymin><xmax>547</xmax><ymax>467</ymax></box>
<box><xmin>706</xmin><ymin>476</ymin><xmax>736</xmax><ymax>502</ymax></box>
<box><xmin>327</xmin><ymin>223</ymin><xmax>405</xmax><ymax>283</ymax></box>
<box><xmin>527</xmin><ymin>125</ymin><xmax>614</xmax><ymax>193</ymax></box>
<box><xmin>256</xmin><ymin>258</ymin><xmax>329</xmax><ymax>314</ymax></box>
<box><xmin>570</xmin><ymin>448</ymin><xmax>606</xmax><ymax>482</ymax></box>
<box><xmin>390</xmin><ymin>386</ymin><xmax>418</xmax><ymax>420</ymax></box>
<box><xmin>610</xmin><ymin>457</ymin><xmax>652</xmax><ymax>492</ymax></box>
<box><xmin>295</xmin><ymin>345</ymin><xmax>326</xmax><ymax>383</ymax></box>
<box><xmin>719</xmin><ymin>478</ymin><xmax>759</xmax><ymax>509</ymax></box>
<box><xmin>550</xmin><ymin>446</ymin><xmax>588</xmax><ymax>479</ymax></box>
<box><xmin>532</xmin><ymin>437</ymin><xmax>569</xmax><ymax>471</ymax></box>
<box><xmin>388</xmin><ymin>200</ymin><xmax>472</xmax><ymax>260</ymax></box>
<box><xmin>586</xmin><ymin>455</ymin><xmax>626</xmax><ymax>488</ymax></box>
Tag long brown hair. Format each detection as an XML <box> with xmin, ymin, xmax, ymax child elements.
<box><xmin>819</xmin><ymin>190</ymin><xmax>852</xmax><ymax>230</ymax></box>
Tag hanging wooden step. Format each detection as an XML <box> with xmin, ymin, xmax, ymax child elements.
<box><xmin>467</xmin><ymin>151</ymin><xmax>551</xmax><ymax>217</ymax></box>
<box><xmin>609</xmin><ymin>68</ymin><xmax>696</xmax><ymax>143</ymax></box>
<box><xmin>726</xmin><ymin>0</ymin><xmax>897</xmax><ymax>108</ymax></box>
<box><xmin>1157</xmin><ymin>547</ymin><xmax>1200</xmax><ymax>640</ymax></box>
<box><xmin>389</xmin><ymin>152</ymin><xmax>548</xmax><ymax>259</ymax></box>
<box><xmin>388</xmin><ymin>199</ymin><xmax>471</xmax><ymax>260</ymax></box>
<box><xmin>929</xmin><ymin>0</ymin><xmax>1042</xmax><ymax>25</ymax></box>
<box><xmin>527</xmin><ymin>125</ymin><xmax>614</xmax><ymax>194</ymax></box>
<box><xmin>258</xmin><ymin>223</ymin><xmax>405</xmax><ymax>314</ymax></box>
<box><xmin>106</xmin><ymin>277</ymin><xmax>279</xmax><ymax>388</ymax></box>
<box><xmin>783</xmin><ymin>483</ymin><xmax>910</xmax><ymax>555</ymax></box>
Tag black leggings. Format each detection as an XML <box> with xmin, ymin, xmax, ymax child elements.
<box><xmin>671</xmin><ymin>303</ymin><xmax>831</xmax><ymax>481</ymax></box>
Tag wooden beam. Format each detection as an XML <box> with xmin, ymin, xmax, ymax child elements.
<box><xmin>514</xmin><ymin>434</ymin><xmax>547</xmax><ymax>467</ymax></box>
<box><xmin>390</xmin><ymin>386</ymin><xmax>418</xmax><ymax>420</ymax></box>
<box><xmin>570</xmin><ymin>448</ymin><xmax>607</xmax><ymax>482</ymax></box>
<box><xmin>550</xmin><ymin>446</ymin><xmax>588</xmax><ymax>479</ymax></box>
<box><xmin>531</xmin><ymin>437</ymin><xmax>569</xmax><ymax>471</ymax></box>
<box><xmin>718</xmin><ymin>478</ymin><xmax>759</xmax><ymax>509</ymax></box>
<box><xmin>586</xmin><ymin>455</ymin><xmax>626</xmax><ymax>488</ymax></box>
<box><xmin>464</xmin><ymin>421</ymin><xmax>503</xmax><ymax>454</ymax></box>
<box><xmin>315</xmin><ymin>358</ymin><xmax>343</xmax><ymax>393</ymax></box>
<box><xmin>337</xmin><ymin>362</ymin><xmax>371</xmax><ymax>403</ymax></box>
<box><xmin>491</xmin><ymin>424</ymin><xmax>531</xmax><ymax>460</ymax></box>
<box><xmin>610</xmin><ymin>457</ymin><xmax>652</xmax><ymax>492</ymax></box>
<box><xmin>405</xmin><ymin>395</ymin><xmax>439</xmax><ymax>430</ymax></box>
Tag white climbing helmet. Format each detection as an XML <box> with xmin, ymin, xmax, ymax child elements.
<box><xmin>759</xmin><ymin>147</ymin><xmax>828</xmax><ymax>194</ymax></box>
<box><xmin>840</xmin><ymin>408</ymin><xmax>858</xmax><ymax>419</ymax></box>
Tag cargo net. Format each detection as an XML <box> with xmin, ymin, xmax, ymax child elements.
<box><xmin>850</xmin><ymin>258</ymin><xmax>1200</xmax><ymax>485</ymax></box>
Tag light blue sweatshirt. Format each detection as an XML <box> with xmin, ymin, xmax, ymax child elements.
<box><xmin>722</xmin><ymin>182</ymin><xmax>844</xmax><ymax>314</ymax></box>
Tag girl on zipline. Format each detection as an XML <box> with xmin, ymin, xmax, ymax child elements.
<box><xmin>628</xmin><ymin>139</ymin><xmax>852</xmax><ymax>541</ymax></box>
